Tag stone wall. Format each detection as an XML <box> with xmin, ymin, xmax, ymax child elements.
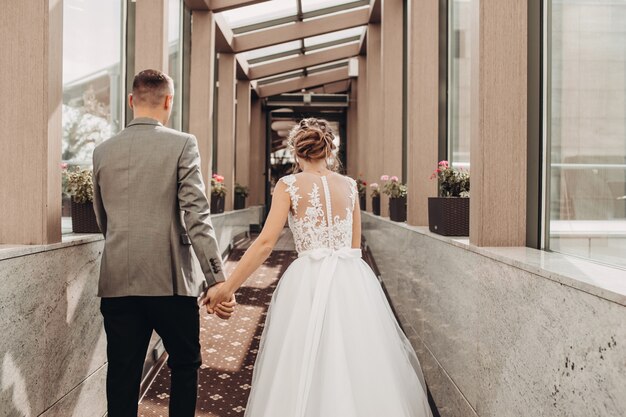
<box><xmin>362</xmin><ymin>213</ymin><xmax>626</xmax><ymax>417</ymax></box>
<box><xmin>0</xmin><ymin>206</ymin><xmax>262</xmax><ymax>417</ymax></box>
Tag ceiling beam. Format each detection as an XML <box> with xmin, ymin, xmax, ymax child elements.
<box><xmin>184</xmin><ymin>0</ymin><xmax>270</xmax><ymax>11</ymax></box>
<box><xmin>257</xmin><ymin>67</ymin><xmax>351</xmax><ymax>98</ymax></box>
<box><xmin>233</xmin><ymin>8</ymin><xmax>370</xmax><ymax>53</ymax></box>
<box><xmin>309</xmin><ymin>79</ymin><xmax>351</xmax><ymax>94</ymax></box>
<box><xmin>249</xmin><ymin>43</ymin><xmax>360</xmax><ymax>80</ymax></box>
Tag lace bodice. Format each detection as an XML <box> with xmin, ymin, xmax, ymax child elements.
<box><xmin>279</xmin><ymin>173</ymin><xmax>358</xmax><ymax>253</ymax></box>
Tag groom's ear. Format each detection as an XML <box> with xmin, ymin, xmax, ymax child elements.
<box><xmin>128</xmin><ymin>94</ymin><xmax>134</xmax><ymax>110</ymax></box>
<box><xmin>164</xmin><ymin>95</ymin><xmax>173</xmax><ymax>110</ymax></box>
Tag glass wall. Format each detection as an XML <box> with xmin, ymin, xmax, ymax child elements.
<box><xmin>548</xmin><ymin>0</ymin><xmax>626</xmax><ymax>268</ymax></box>
<box><xmin>448</xmin><ymin>0</ymin><xmax>471</xmax><ymax>168</ymax></box>
<box><xmin>168</xmin><ymin>0</ymin><xmax>183</xmax><ymax>130</ymax></box>
<box><xmin>62</xmin><ymin>0</ymin><xmax>125</xmax><ymax>230</ymax></box>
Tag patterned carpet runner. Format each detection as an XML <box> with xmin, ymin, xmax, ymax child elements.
<box><xmin>138</xmin><ymin>246</ymin><xmax>298</xmax><ymax>416</ymax></box>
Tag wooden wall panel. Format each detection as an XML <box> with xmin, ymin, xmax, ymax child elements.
<box><xmin>469</xmin><ymin>0</ymin><xmax>527</xmax><ymax>246</ymax></box>
<box><xmin>235</xmin><ymin>81</ymin><xmax>251</xmax><ymax>189</ymax></box>
<box><xmin>134</xmin><ymin>0</ymin><xmax>169</xmax><ymax>72</ymax></box>
<box><xmin>365</xmin><ymin>24</ymin><xmax>383</xmax><ymax>213</ymax></box>
<box><xmin>217</xmin><ymin>53</ymin><xmax>237</xmax><ymax>211</ymax></box>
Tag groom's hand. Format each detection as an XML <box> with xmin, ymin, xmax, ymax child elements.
<box><xmin>203</xmin><ymin>282</ymin><xmax>237</xmax><ymax>320</ymax></box>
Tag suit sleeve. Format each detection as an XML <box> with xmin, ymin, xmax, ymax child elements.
<box><xmin>92</xmin><ymin>151</ymin><xmax>107</xmax><ymax>237</ymax></box>
<box><xmin>177</xmin><ymin>135</ymin><xmax>226</xmax><ymax>287</ymax></box>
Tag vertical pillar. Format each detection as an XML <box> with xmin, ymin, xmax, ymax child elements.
<box><xmin>189</xmin><ymin>10</ymin><xmax>216</xmax><ymax>191</ymax></box>
<box><xmin>248</xmin><ymin>96</ymin><xmax>265</xmax><ymax>206</ymax></box>
<box><xmin>0</xmin><ymin>0</ymin><xmax>62</xmax><ymax>245</ymax></box>
<box><xmin>406</xmin><ymin>0</ymin><xmax>440</xmax><ymax>226</ymax></box>
<box><xmin>380</xmin><ymin>0</ymin><xmax>404</xmax><ymax>217</ymax></box>
<box><xmin>366</xmin><ymin>24</ymin><xmax>383</xmax><ymax>213</ymax></box>
<box><xmin>235</xmin><ymin>81</ymin><xmax>251</xmax><ymax>191</ymax></box>
<box><xmin>216</xmin><ymin>53</ymin><xmax>237</xmax><ymax>211</ymax></box>
<box><xmin>356</xmin><ymin>55</ymin><xmax>368</xmax><ymax>203</ymax></box>
<box><xmin>134</xmin><ymin>0</ymin><xmax>169</xmax><ymax>72</ymax></box>
<box><xmin>470</xmin><ymin>0</ymin><xmax>527</xmax><ymax>246</ymax></box>
<box><xmin>346</xmin><ymin>80</ymin><xmax>359</xmax><ymax>177</ymax></box>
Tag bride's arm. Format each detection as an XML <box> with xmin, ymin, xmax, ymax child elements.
<box><xmin>207</xmin><ymin>181</ymin><xmax>291</xmax><ymax>313</ymax></box>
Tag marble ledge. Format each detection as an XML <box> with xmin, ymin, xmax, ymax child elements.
<box><xmin>0</xmin><ymin>206</ymin><xmax>263</xmax><ymax>263</ymax></box>
<box><xmin>362</xmin><ymin>212</ymin><xmax>626</xmax><ymax>307</ymax></box>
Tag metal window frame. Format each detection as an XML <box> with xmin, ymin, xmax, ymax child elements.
<box><xmin>540</xmin><ymin>0</ymin><xmax>552</xmax><ymax>250</ymax></box>
<box><xmin>231</xmin><ymin>0</ymin><xmax>369</xmax><ymax>35</ymax></box>
<box><xmin>246</xmin><ymin>35</ymin><xmax>361</xmax><ymax>66</ymax></box>
<box><xmin>439</xmin><ymin>0</ymin><xmax>448</xmax><ymax>162</ymax></box>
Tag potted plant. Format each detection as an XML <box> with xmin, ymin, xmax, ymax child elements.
<box><xmin>370</xmin><ymin>182</ymin><xmax>381</xmax><ymax>215</ymax></box>
<box><xmin>356</xmin><ymin>177</ymin><xmax>367</xmax><ymax>210</ymax></box>
<box><xmin>234</xmin><ymin>183</ymin><xmax>249</xmax><ymax>210</ymax></box>
<box><xmin>428</xmin><ymin>160</ymin><xmax>470</xmax><ymax>236</ymax></box>
<box><xmin>211</xmin><ymin>174</ymin><xmax>226</xmax><ymax>214</ymax></box>
<box><xmin>381</xmin><ymin>175</ymin><xmax>408</xmax><ymax>222</ymax></box>
<box><xmin>66</xmin><ymin>168</ymin><xmax>100</xmax><ymax>233</ymax></box>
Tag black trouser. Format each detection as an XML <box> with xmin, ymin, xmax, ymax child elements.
<box><xmin>100</xmin><ymin>296</ymin><xmax>202</xmax><ymax>417</ymax></box>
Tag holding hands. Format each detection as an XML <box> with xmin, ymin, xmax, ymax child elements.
<box><xmin>202</xmin><ymin>281</ymin><xmax>237</xmax><ymax>319</ymax></box>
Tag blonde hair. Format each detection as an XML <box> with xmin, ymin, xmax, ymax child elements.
<box><xmin>287</xmin><ymin>118</ymin><xmax>340</xmax><ymax>172</ymax></box>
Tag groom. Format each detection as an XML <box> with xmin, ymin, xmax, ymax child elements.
<box><xmin>93</xmin><ymin>69</ymin><xmax>235</xmax><ymax>417</ymax></box>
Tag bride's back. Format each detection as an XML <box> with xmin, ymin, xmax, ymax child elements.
<box><xmin>279</xmin><ymin>172</ymin><xmax>357</xmax><ymax>253</ymax></box>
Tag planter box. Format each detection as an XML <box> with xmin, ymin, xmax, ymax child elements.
<box><xmin>359</xmin><ymin>194</ymin><xmax>366</xmax><ymax>211</ymax></box>
<box><xmin>428</xmin><ymin>197</ymin><xmax>470</xmax><ymax>236</ymax></box>
<box><xmin>372</xmin><ymin>196</ymin><xmax>381</xmax><ymax>216</ymax></box>
<box><xmin>71</xmin><ymin>201</ymin><xmax>100</xmax><ymax>233</ymax></box>
<box><xmin>389</xmin><ymin>196</ymin><xmax>407</xmax><ymax>222</ymax></box>
<box><xmin>211</xmin><ymin>194</ymin><xmax>225</xmax><ymax>214</ymax></box>
<box><xmin>234</xmin><ymin>193</ymin><xmax>246</xmax><ymax>210</ymax></box>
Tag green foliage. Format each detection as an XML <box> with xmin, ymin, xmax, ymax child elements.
<box><xmin>66</xmin><ymin>168</ymin><xmax>94</xmax><ymax>203</ymax></box>
<box><xmin>235</xmin><ymin>183</ymin><xmax>249</xmax><ymax>197</ymax></box>
<box><xmin>431</xmin><ymin>161</ymin><xmax>470</xmax><ymax>197</ymax></box>
<box><xmin>356</xmin><ymin>177</ymin><xmax>367</xmax><ymax>196</ymax></box>
<box><xmin>380</xmin><ymin>175</ymin><xmax>407</xmax><ymax>199</ymax></box>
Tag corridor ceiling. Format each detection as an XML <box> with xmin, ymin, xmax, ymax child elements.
<box><xmin>184</xmin><ymin>0</ymin><xmax>379</xmax><ymax>97</ymax></box>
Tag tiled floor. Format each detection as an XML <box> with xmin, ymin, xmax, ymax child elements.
<box><xmin>138</xmin><ymin>230</ymin><xmax>297</xmax><ymax>416</ymax></box>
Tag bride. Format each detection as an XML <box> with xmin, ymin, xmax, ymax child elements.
<box><xmin>206</xmin><ymin>118</ymin><xmax>433</xmax><ymax>417</ymax></box>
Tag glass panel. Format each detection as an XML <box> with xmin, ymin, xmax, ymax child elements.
<box><xmin>447</xmin><ymin>0</ymin><xmax>471</xmax><ymax>168</ymax></box>
<box><xmin>168</xmin><ymin>0</ymin><xmax>182</xmax><ymax>130</ymax></box>
<box><xmin>303</xmin><ymin>27</ymin><xmax>364</xmax><ymax>47</ymax></box>
<box><xmin>301</xmin><ymin>0</ymin><xmax>363</xmax><ymax>13</ymax></box>
<box><xmin>241</xmin><ymin>40</ymin><xmax>302</xmax><ymax>63</ymax></box>
<box><xmin>548</xmin><ymin>0</ymin><xmax>626</xmax><ymax>268</ymax></box>
<box><xmin>219</xmin><ymin>0</ymin><xmax>297</xmax><ymax>29</ymax></box>
<box><xmin>62</xmin><ymin>0</ymin><xmax>124</xmax><ymax>233</ymax></box>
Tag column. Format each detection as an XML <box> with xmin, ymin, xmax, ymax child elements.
<box><xmin>356</xmin><ymin>55</ymin><xmax>368</xmax><ymax>203</ymax></box>
<box><xmin>469</xmin><ymin>0</ymin><xmax>527</xmax><ymax>246</ymax></box>
<box><xmin>248</xmin><ymin>96</ymin><xmax>265</xmax><ymax>206</ymax></box>
<box><xmin>406</xmin><ymin>0</ymin><xmax>440</xmax><ymax>226</ymax></box>
<box><xmin>216</xmin><ymin>53</ymin><xmax>237</xmax><ymax>211</ymax></box>
<box><xmin>0</xmin><ymin>0</ymin><xmax>62</xmax><ymax>244</ymax></box>
<box><xmin>134</xmin><ymin>0</ymin><xmax>169</xmax><ymax>72</ymax></box>
<box><xmin>235</xmin><ymin>80</ymin><xmax>251</xmax><ymax>193</ymax></box>
<box><xmin>366</xmin><ymin>23</ymin><xmax>383</xmax><ymax>213</ymax></box>
<box><xmin>189</xmin><ymin>10</ymin><xmax>216</xmax><ymax>191</ymax></box>
<box><xmin>346</xmin><ymin>80</ymin><xmax>359</xmax><ymax>177</ymax></box>
<box><xmin>380</xmin><ymin>0</ymin><xmax>404</xmax><ymax>217</ymax></box>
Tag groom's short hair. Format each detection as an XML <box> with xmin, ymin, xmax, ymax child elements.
<box><xmin>132</xmin><ymin>69</ymin><xmax>174</xmax><ymax>106</ymax></box>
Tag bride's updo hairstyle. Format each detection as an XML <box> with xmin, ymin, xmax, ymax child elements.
<box><xmin>288</xmin><ymin>117</ymin><xmax>340</xmax><ymax>172</ymax></box>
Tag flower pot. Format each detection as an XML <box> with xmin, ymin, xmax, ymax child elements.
<box><xmin>428</xmin><ymin>197</ymin><xmax>470</xmax><ymax>236</ymax></box>
<box><xmin>71</xmin><ymin>201</ymin><xmax>101</xmax><ymax>233</ymax></box>
<box><xmin>372</xmin><ymin>196</ymin><xmax>381</xmax><ymax>216</ymax></box>
<box><xmin>211</xmin><ymin>194</ymin><xmax>225</xmax><ymax>214</ymax></box>
<box><xmin>234</xmin><ymin>193</ymin><xmax>246</xmax><ymax>210</ymax></box>
<box><xmin>389</xmin><ymin>196</ymin><xmax>407</xmax><ymax>222</ymax></box>
<box><xmin>359</xmin><ymin>194</ymin><xmax>366</xmax><ymax>211</ymax></box>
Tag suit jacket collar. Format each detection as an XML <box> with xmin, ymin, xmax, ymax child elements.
<box><xmin>127</xmin><ymin>117</ymin><xmax>163</xmax><ymax>127</ymax></box>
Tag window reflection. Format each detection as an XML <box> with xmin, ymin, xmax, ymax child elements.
<box><xmin>62</xmin><ymin>0</ymin><xmax>124</xmax><ymax>231</ymax></box>
<box><xmin>448</xmin><ymin>0</ymin><xmax>471</xmax><ymax>168</ymax></box>
<box><xmin>548</xmin><ymin>0</ymin><xmax>626</xmax><ymax>268</ymax></box>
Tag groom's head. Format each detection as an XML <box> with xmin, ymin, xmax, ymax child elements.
<box><xmin>129</xmin><ymin>69</ymin><xmax>174</xmax><ymax>125</ymax></box>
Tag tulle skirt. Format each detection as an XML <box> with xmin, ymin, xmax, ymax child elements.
<box><xmin>244</xmin><ymin>248</ymin><xmax>432</xmax><ymax>417</ymax></box>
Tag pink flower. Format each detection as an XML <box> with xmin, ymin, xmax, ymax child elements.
<box><xmin>370</xmin><ymin>183</ymin><xmax>379</xmax><ymax>189</ymax></box>
<box><xmin>212</xmin><ymin>173</ymin><xmax>225</xmax><ymax>183</ymax></box>
<box><xmin>438</xmin><ymin>160</ymin><xmax>449</xmax><ymax>168</ymax></box>
<box><xmin>390</xmin><ymin>176</ymin><xmax>399</xmax><ymax>182</ymax></box>
<box><xmin>60</xmin><ymin>163</ymin><xmax>68</xmax><ymax>170</ymax></box>
<box><xmin>380</xmin><ymin>175</ymin><xmax>389</xmax><ymax>181</ymax></box>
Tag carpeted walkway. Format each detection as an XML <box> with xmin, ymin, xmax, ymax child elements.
<box><xmin>138</xmin><ymin>236</ymin><xmax>297</xmax><ymax>416</ymax></box>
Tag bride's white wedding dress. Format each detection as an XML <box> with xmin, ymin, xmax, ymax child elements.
<box><xmin>244</xmin><ymin>172</ymin><xmax>432</xmax><ymax>417</ymax></box>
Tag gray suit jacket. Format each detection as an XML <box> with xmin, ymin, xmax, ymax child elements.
<box><xmin>92</xmin><ymin>117</ymin><xmax>225</xmax><ymax>297</ymax></box>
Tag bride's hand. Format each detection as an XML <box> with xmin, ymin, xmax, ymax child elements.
<box><xmin>204</xmin><ymin>283</ymin><xmax>237</xmax><ymax>319</ymax></box>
